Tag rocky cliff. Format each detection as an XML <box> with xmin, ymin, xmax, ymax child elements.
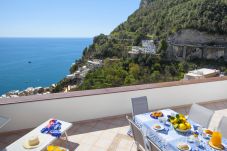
<box><xmin>168</xmin><ymin>29</ymin><xmax>227</xmax><ymax>46</ymax></box>
<box><xmin>167</xmin><ymin>29</ymin><xmax>227</xmax><ymax>61</ymax></box>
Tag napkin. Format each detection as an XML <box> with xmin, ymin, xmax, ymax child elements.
<box><xmin>41</xmin><ymin>119</ymin><xmax>62</xmax><ymax>138</ymax></box>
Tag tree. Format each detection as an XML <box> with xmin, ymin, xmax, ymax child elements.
<box><xmin>124</xmin><ymin>74</ymin><xmax>137</xmax><ymax>85</ymax></box>
<box><xmin>150</xmin><ymin>71</ymin><xmax>161</xmax><ymax>82</ymax></box>
<box><xmin>169</xmin><ymin>64</ymin><xmax>178</xmax><ymax>79</ymax></box>
<box><xmin>70</xmin><ymin>59</ymin><xmax>83</xmax><ymax>74</ymax></box>
<box><xmin>158</xmin><ymin>39</ymin><xmax>168</xmax><ymax>58</ymax></box>
<box><xmin>152</xmin><ymin>63</ymin><xmax>161</xmax><ymax>72</ymax></box>
<box><xmin>224</xmin><ymin>69</ymin><xmax>227</xmax><ymax>75</ymax></box>
<box><xmin>178</xmin><ymin>61</ymin><xmax>189</xmax><ymax>73</ymax></box>
<box><xmin>133</xmin><ymin>33</ymin><xmax>147</xmax><ymax>46</ymax></box>
<box><xmin>164</xmin><ymin>66</ymin><xmax>171</xmax><ymax>81</ymax></box>
<box><xmin>129</xmin><ymin>63</ymin><xmax>140</xmax><ymax>79</ymax></box>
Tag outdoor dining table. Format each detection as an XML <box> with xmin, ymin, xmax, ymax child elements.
<box><xmin>135</xmin><ymin>109</ymin><xmax>227</xmax><ymax>151</ymax></box>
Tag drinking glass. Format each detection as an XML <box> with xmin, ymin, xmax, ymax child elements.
<box><xmin>194</xmin><ymin>137</ymin><xmax>200</xmax><ymax>151</ymax></box>
<box><xmin>171</xmin><ymin>112</ymin><xmax>176</xmax><ymax>117</ymax></box>
<box><xmin>197</xmin><ymin>126</ymin><xmax>203</xmax><ymax>135</ymax></box>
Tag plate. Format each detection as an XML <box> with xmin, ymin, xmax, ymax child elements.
<box><xmin>47</xmin><ymin>146</ymin><xmax>69</xmax><ymax>151</ymax></box>
<box><xmin>208</xmin><ymin>141</ymin><xmax>225</xmax><ymax>150</ymax></box>
<box><xmin>152</xmin><ymin>124</ymin><xmax>164</xmax><ymax>131</ymax></box>
<box><xmin>177</xmin><ymin>142</ymin><xmax>191</xmax><ymax>151</ymax></box>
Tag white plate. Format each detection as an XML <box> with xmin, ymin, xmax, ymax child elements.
<box><xmin>177</xmin><ymin>142</ymin><xmax>191</xmax><ymax>151</ymax></box>
<box><xmin>152</xmin><ymin>124</ymin><xmax>164</xmax><ymax>131</ymax></box>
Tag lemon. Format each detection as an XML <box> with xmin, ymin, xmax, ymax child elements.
<box><xmin>174</xmin><ymin>124</ymin><xmax>179</xmax><ymax>129</ymax></box>
<box><xmin>185</xmin><ymin>122</ymin><xmax>191</xmax><ymax>129</ymax></box>
<box><xmin>172</xmin><ymin>119</ymin><xmax>178</xmax><ymax>124</ymax></box>
<box><xmin>47</xmin><ymin>146</ymin><xmax>54</xmax><ymax>151</ymax></box>
<box><xmin>179</xmin><ymin>117</ymin><xmax>186</xmax><ymax>123</ymax></box>
<box><xmin>179</xmin><ymin>114</ymin><xmax>185</xmax><ymax>118</ymax></box>
<box><xmin>179</xmin><ymin>123</ymin><xmax>187</xmax><ymax>130</ymax></box>
<box><xmin>170</xmin><ymin>119</ymin><xmax>173</xmax><ymax>124</ymax></box>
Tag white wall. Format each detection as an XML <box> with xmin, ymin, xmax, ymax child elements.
<box><xmin>1</xmin><ymin>80</ymin><xmax>227</xmax><ymax>132</ymax></box>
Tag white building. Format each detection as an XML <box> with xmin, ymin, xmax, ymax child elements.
<box><xmin>142</xmin><ymin>40</ymin><xmax>156</xmax><ymax>53</ymax></box>
<box><xmin>129</xmin><ymin>46</ymin><xmax>144</xmax><ymax>55</ymax></box>
<box><xmin>129</xmin><ymin>40</ymin><xmax>156</xmax><ymax>55</ymax></box>
<box><xmin>184</xmin><ymin>68</ymin><xmax>220</xmax><ymax>80</ymax></box>
<box><xmin>66</xmin><ymin>74</ymin><xmax>76</xmax><ymax>79</ymax></box>
<box><xmin>87</xmin><ymin>59</ymin><xmax>103</xmax><ymax>68</ymax></box>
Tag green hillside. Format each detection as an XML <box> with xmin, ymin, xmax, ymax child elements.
<box><xmin>81</xmin><ymin>0</ymin><xmax>227</xmax><ymax>61</ymax></box>
<box><xmin>53</xmin><ymin>0</ymin><xmax>227</xmax><ymax>92</ymax></box>
<box><xmin>113</xmin><ymin>0</ymin><xmax>227</xmax><ymax>39</ymax></box>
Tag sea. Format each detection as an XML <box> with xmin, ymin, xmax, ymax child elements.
<box><xmin>0</xmin><ymin>38</ymin><xmax>93</xmax><ymax>95</ymax></box>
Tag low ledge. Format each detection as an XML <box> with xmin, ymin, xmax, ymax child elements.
<box><xmin>0</xmin><ymin>76</ymin><xmax>227</xmax><ymax>105</ymax></box>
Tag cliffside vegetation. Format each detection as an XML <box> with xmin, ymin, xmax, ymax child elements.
<box><xmin>80</xmin><ymin>0</ymin><xmax>227</xmax><ymax>62</ymax></box>
<box><xmin>53</xmin><ymin>0</ymin><xmax>227</xmax><ymax>92</ymax></box>
<box><xmin>78</xmin><ymin>57</ymin><xmax>227</xmax><ymax>90</ymax></box>
<box><xmin>113</xmin><ymin>0</ymin><xmax>227</xmax><ymax>40</ymax></box>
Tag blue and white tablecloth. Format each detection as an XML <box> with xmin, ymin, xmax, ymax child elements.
<box><xmin>134</xmin><ymin>109</ymin><xmax>227</xmax><ymax>151</ymax></box>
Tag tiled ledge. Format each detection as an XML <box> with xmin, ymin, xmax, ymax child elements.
<box><xmin>1</xmin><ymin>76</ymin><xmax>227</xmax><ymax>105</ymax></box>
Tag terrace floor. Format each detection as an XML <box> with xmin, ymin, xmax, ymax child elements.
<box><xmin>1</xmin><ymin>100</ymin><xmax>227</xmax><ymax>151</ymax></box>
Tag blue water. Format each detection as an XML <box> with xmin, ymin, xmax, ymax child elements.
<box><xmin>0</xmin><ymin>38</ymin><xmax>92</xmax><ymax>95</ymax></box>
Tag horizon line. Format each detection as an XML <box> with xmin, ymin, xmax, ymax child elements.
<box><xmin>0</xmin><ymin>36</ymin><xmax>94</xmax><ymax>39</ymax></box>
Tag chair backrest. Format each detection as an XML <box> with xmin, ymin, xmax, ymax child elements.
<box><xmin>218</xmin><ymin>116</ymin><xmax>227</xmax><ymax>138</ymax></box>
<box><xmin>126</xmin><ymin>115</ymin><xmax>145</xmax><ymax>149</ymax></box>
<box><xmin>188</xmin><ymin>103</ymin><xmax>214</xmax><ymax>128</ymax></box>
<box><xmin>131</xmin><ymin>96</ymin><xmax>149</xmax><ymax>117</ymax></box>
<box><xmin>147</xmin><ymin>137</ymin><xmax>161</xmax><ymax>151</ymax></box>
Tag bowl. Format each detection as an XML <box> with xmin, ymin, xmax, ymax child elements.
<box><xmin>175</xmin><ymin>128</ymin><xmax>191</xmax><ymax>133</ymax></box>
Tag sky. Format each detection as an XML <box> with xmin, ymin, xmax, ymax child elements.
<box><xmin>0</xmin><ymin>0</ymin><xmax>140</xmax><ymax>38</ymax></box>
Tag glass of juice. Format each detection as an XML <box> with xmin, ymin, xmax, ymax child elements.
<box><xmin>210</xmin><ymin>131</ymin><xmax>222</xmax><ymax>147</ymax></box>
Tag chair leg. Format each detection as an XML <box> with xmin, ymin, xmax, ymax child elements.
<box><xmin>64</xmin><ymin>131</ymin><xmax>70</xmax><ymax>150</ymax></box>
<box><xmin>136</xmin><ymin>142</ymin><xmax>141</xmax><ymax>151</ymax></box>
<box><xmin>129</xmin><ymin>141</ymin><xmax>141</xmax><ymax>151</ymax></box>
<box><xmin>130</xmin><ymin>141</ymin><xmax>135</xmax><ymax>151</ymax></box>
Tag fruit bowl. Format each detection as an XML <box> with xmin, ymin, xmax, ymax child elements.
<box><xmin>175</xmin><ymin>128</ymin><xmax>191</xmax><ymax>133</ymax></box>
<box><xmin>167</xmin><ymin>114</ymin><xmax>191</xmax><ymax>132</ymax></box>
<box><xmin>150</xmin><ymin>111</ymin><xmax>164</xmax><ymax>119</ymax></box>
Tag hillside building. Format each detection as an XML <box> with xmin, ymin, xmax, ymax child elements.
<box><xmin>184</xmin><ymin>68</ymin><xmax>220</xmax><ymax>80</ymax></box>
<box><xmin>129</xmin><ymin>40</ymin><xmax>156</xmax><ymax>55</ymax></box>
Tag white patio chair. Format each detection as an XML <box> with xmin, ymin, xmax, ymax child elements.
<box><xmin>131</xmin><ymin>96</ymin><xmax>149</xmax><ymax>117</ymax></box>
<box><xmin>126</xmin><ymin>115</ymin><xmax>148</xmax><ymax>151</ymax></box>
<box><xmin>147</xmin><ymin>137</ymin><xmax>161</xmax><ymax>151</ymax></box>
<box><xmin>188</xmin><ymin>103</ymin><xmax>214</xmax><ymax>128</ymax></box>
<box><xmin>217</xmin><ymin>116</ymin><xmax>227</xmax><ymax>138</ymax></box>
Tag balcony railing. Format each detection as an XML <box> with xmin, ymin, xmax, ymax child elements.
<box><xmin>0</xmin><ymin>76</ymin><xmax>227</xmax><ymax>133</ymax></box>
